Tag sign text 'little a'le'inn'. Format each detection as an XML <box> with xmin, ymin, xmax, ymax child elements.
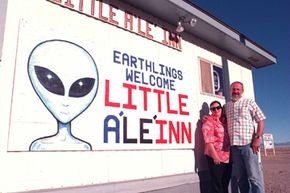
<box><xmin>47</xmin><ymin>0</ymin><xmax>182</xmax><ymax>50</ymax></box>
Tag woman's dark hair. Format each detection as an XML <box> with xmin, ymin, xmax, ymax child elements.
<box><xmin>210</xmin><ymin>100</ymin><xmax>221</xmax><ymax>107</ymax></box>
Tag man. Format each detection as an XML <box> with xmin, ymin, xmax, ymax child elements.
<box><xmin>225</xmin><ymin>81</ymin><xmax>265</xmax><ymax>193</ymax></box>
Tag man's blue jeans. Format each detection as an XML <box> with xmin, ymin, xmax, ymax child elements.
<box><xmin>231</xmin><ymin>144</ymin><xmax>264</xmax><ymax>193</ymax></box>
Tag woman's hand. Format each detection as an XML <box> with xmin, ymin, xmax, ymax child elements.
<box><xmin>213</xmin><ymin>157</ymin><xmax>221</xmax><ymax>165</ymax></box>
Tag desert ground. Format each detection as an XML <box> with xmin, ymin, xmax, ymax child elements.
<box><xmin>261</xmin><ymin>146</ymin><xmax>290</xmax><ymax>193</ymax></box>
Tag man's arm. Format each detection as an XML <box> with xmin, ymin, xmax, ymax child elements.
<box><xmin>252</xmin><ymin>119</ymin><xmax>265</xmax><ymax>154</ymax></box>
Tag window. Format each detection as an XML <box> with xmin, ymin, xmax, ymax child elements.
<box><xmin>199</xmin><ymin>59</ymin><xmax>224</xmax><ymax>96</ymax></box>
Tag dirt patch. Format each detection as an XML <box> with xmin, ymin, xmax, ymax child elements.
<box><xmin>261</xmin><ymin>147</ymin><xmax>290</xmax><ymax>193</ymax></box>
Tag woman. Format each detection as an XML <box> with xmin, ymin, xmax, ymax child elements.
<box><xmin>202</xmin><ymin>100</ymin><xmax>231</xmax><ymax>193</ymax></box>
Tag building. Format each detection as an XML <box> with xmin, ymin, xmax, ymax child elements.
<box><xmin>0</xmin><ymin>0</ymin><xmax>276</xmax><ymax>193</ymax></box>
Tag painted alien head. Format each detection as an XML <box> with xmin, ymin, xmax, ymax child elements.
<box><xmin>28</xmin><ymin>40</ymin><xmax>98</xmax><ymax>124</ymax></box>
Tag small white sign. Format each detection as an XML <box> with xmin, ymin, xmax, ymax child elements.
<box><xmin>263</xmin><ymin>133</ymin><xmax>275</xmax><ymax>156</ymax></box>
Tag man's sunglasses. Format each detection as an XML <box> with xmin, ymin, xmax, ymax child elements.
<box><xmin>210</xmin><ymin>106</ymin><xmax>222</xmax><ymax>111</ymax></box>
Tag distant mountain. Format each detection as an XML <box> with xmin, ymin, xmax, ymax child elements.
<box><xmin>275</xmin><ymin>141</ymin><xmax>290</xmax><ymax>147</ymax></box>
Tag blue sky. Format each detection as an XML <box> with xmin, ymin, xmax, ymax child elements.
<box><xmin>192</xmin><ymin>0</ymin><xmax>290</xmax><ymax>143</ymax></box>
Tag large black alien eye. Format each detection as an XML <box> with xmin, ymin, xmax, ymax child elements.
<box><xmin>34</xmin><ymin>66</ymin><xmax>65</xmax><ymax>95</ymax></box>
<box><xmin>69</xmin><ymin>78</ymin><xmax>95</xmax><ymax>97</ymax></box>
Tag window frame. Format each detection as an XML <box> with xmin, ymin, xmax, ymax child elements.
<box><xmin>199</xmin><ymin>57</ymin><xmax>225</xmax><ymax>98</ymax></box>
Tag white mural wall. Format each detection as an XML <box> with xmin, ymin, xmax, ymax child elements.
<box><xmin>0</xmin><ymin>0</ymin><xmax>255</xmax><ymax>192</ymax></box>
<box><xmin>7</xmin><ymin>0</ymin><xmax>195</xmax><ymax>151</ymax></box>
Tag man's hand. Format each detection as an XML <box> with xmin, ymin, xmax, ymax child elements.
<box><xmin>202</xmin><ymin>115</ymin><xmax>209</xmax><ymax>123</ymax></box>
<box><xmin>252</xmin><ymin>138</ymin><xmax>261</xmax><ymax>154</ymax></box>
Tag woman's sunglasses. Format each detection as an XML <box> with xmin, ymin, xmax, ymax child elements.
<box><xmin>210</xmin><ymin>106</ymin><xmax>222</xmax><ymax>111</ymax></box>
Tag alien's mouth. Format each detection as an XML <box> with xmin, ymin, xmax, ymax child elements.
<box><xmin>60</xmin><ymin>111</ymin><xmax>69</xmax><ymax>115</ymax></box>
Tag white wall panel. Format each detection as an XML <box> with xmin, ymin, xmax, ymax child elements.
<box><xmin>0</xmin><ymin>0</ymin><xmax>255</xmax><ymax>192</ymax></box>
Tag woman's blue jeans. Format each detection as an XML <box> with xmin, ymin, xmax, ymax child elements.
<box><xmin>231</xmin><ymin>144</ymin><xmax>264</xmax><ymax>193</ymax></box>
